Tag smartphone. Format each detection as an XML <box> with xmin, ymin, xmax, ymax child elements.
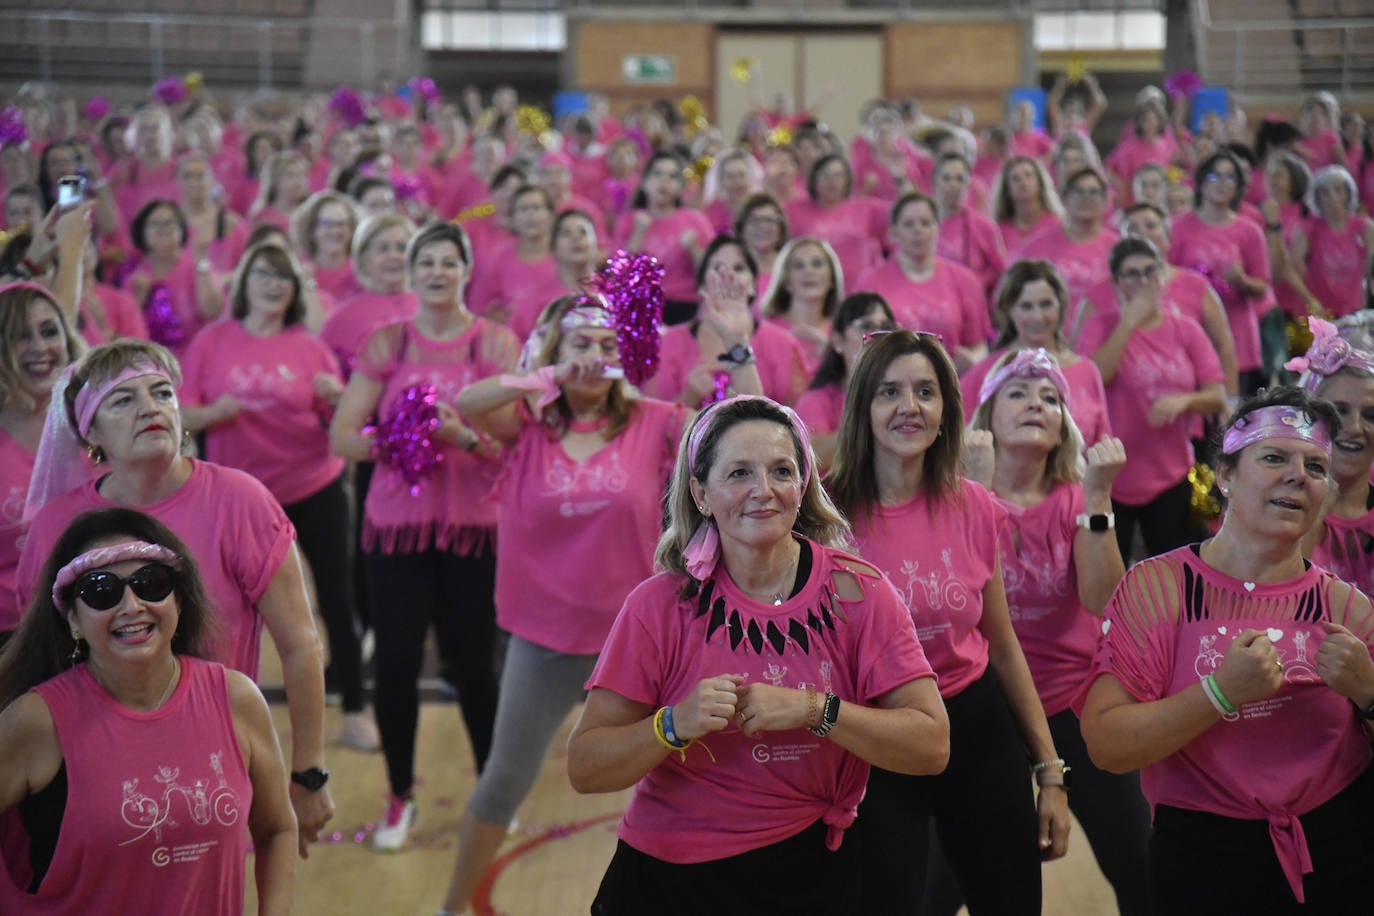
<box><xmin>57</xmin><ymin>175</ymin><xmax>86</xmax><ymax>210</ymax></box>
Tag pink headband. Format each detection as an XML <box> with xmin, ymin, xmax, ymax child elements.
<box><xmin>52</xmin><ymin>540</ymin><xmax>183</xmax><ymax>613</ymax></box>
<box><xmin>559</xmin><ymin>303</ymin><xmax>614</xmax><ymax>332</ymax></box>
<box><xmin>73</xmin><ymin>363</ymin><xmax>174</xmax><ymax>437</ymax></box>
<box><xmin>977</xmin><ymin>348</ymin><xmax>1070</xmax><ymax>408</ymax></box>
<box><xmin>1221</xmin><ymin>404</ymin><xmax>1332</xmax><ymax>457</ymax></box>
<box><xmin>682</xmin><ymin>395</ymin><xmax>814</xmax><ymax>581</ymax></box>
<box><xmin>0</xmin><ymin>280</ymin><xmax>58</xmax><ymax>299</ymax></box>
<box><xmin>1282</xmin><ymin>317</ymin><xmax>1374</xmax><ymax>392</ymax></box>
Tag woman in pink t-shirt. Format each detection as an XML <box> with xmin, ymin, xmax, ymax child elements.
<box><xmin>109</xmin><ymin>105</ymin><xmax>180</xmax><ymax>225</ymax></box>
<box><xmin>439</xmin><ymin>296</ymin><xmax>689</xmax><ymax>914</ymax></box>
<box><xmin>330</xmin><ymin>221</ymin><xmax>518</xmax><ymax>852</ymax></box>
<box><xmin>611</xmin><ymin>152</ymin><xmax>714</xmax><ymax>325</ymax></box>
<box><xmin>1258</xmin><ymin>153</ymin><xmax>1313</xmax><ymax>320</ymax></box>
<box><xmin>758</xmin><ymin>237</ymin><xmax>844</xmax><ymax>377</ymax></box>
<box><xmin>318</xmin><ymin>213</ymin><xmax>417</xmax><ymax>375</ymax></box>
<box><xmin>247</xmin><ymin>151</ymin><xmax>310</xmax><ymax>232</ymax></box>
<box><xmin>124</xmin><ymin>199</ymin><xmax>224</xmax><ymax>357</ymax></box>
<box><xmin>484</xmin><ymin>184</ymin><xmax>560</xmax><ymax>337</ymax></box>
<box><xmin>932</xmin><ymin>153</ymin><xmax>1006</xmax><ymax>301</ymax></box>
<box><xmin>961</xmin><ymin>259</ymin><xmax>1113</xmax><ymax>448</ymax></box>
<box><xmin>644</xmin><ymin>237</ymin><xmax>807</xmax><ymax>408</ymax></box>
<box><xmin>991</xmin><ymin>156</ymin><xmax>1065</xmax><ymax>252</ymax></box>
<box><xmin>965</xmin><ymin>349</ymin><xmax>1151</xmax><ymax>916</ymax></box>
<box><xmin>828</xmin><ymin>331</ymin><xmax>1070</xmax><ymax>914</ymax></box>
<box><xmin>1291</xmin><ymin>166</ymin><xmax>1373</xmax><ymax>319</ymax></box>
<box><xmin>1291</xmin><ymin>323</ymin><xmax>1374</xmax><ymax>596</ymax></box>
<box><xmin>1079</xmin><ymin>237</ymin><xmax>1227</xmax><ymax>559</ymax></box>
<box><xmin>853</xmin><ymin>192</ymin><xmax>991</xmax><ymax>372</ymax></box>
<box><xmin>795</xmin><ymin>291</ymin><xmax>895</xmax><ymax>471</ymax></box>
<box><xmin>0</xmin><ymin>284</ymin><xmax>84</xmax><ymax>638</ymax></box>
<box><xmin>18</xmin><ymin>337</ymin><xmax>333</xmax><ymax>857</ymax></box>
<box><xmin>0</xmin><ymin>508</ymin><xmax>296</xmax><ymax>914</ymax></box>
<box><xmin>176</xmin><ymin>152</ymin><xmax>246</xmax><ymax>277</ymax></box>
<box><xmin>785</xmin><ymin>155</ymin><xmax>886</xmax><ymax>289</ymax></box>
<box><xmin>292</xmin><ymin>190</ymin><xmax>361</xmax><ymax>303</ymax></box>
<box><xmin>1167</xmin><ymin>150</ymin><xmax>1272</xmax><ymax>394</ymax></box>
<box><xmin>701</xmin><ymin>148</ymin><xmax>761</xmax><ymax>236</ymax></box>
<box><xmin>734</xmin><ymin>193</ymin><xmax>788</xmax><ymax>296</ymax></box>
<box><xmin>180</xmin><ymin>241</ymin><xmax>375</xmax><ymax>752</ymax></box>
<box><xmin>1104</xmin><ymin>98</ymin><xmax>1180</xmax><ymax>205</ymax></box>
<box><xmin>565</xmin><ymin>395</ymin><xmax>946</xmax><ymax>915</ymax></box>
<box><xmin>1081</xmin><ymin>388</ymin><xmax>1374</xmax><ymax>913</ymax></box>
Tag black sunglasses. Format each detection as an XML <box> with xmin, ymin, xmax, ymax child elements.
<box><xmin>73</xmin><ymin>563</ymin><xmax>177</xmax><ymax>611</ymax></box>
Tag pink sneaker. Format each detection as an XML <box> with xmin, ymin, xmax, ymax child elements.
<box><xmin>372</xmin><ymin>794</ymin><xmax>417</xmax><ymax>851</ymax></box>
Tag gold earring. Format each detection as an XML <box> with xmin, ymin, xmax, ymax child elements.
<box><xmin>69</xmin><ymin>631</ymin><xmax>83</xmax><ymax>664</ymax></box>
<box><xmin>86</xmin><ymin>444</ymin><xmax>105</xmax><ymax>464</ymax></box>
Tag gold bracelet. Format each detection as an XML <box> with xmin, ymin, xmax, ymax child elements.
<box><xmin>804</xmin><ymin>686</ymin><xmax>821</xmax><ymax>730</ymax></box>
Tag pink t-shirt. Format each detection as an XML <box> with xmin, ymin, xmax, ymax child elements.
<box><xmin>1167</xmin><ymin>211</ymin><xmax>1270</xmax><ymax>373</ymax></box>
<box><xmin>485</xmin><ymin>247</ymin><xmax>568</xmax><ymax>341</ymax></box>
<box><xmin>1013</xmin><ymin>225</ymin><xmax>1121</xmax><ymax>329</ymax></box>
<box><xmin>125</xmin><ymin>251</ymin><xmax>213</xmax><ymax>358</ymax></box>
<box><xmin>937</xmin><ymin>207</ymin><xmax>1007</xmax><ymax>301</ymax></box>
<box><xmin>311</xmin><ymin>261</ymin><xmax>361</xmax><ymax>304</ymax></box>
<box><xmin>81</xmin><ymin>283</ymin><xmax>149</xmax><ymax>346</ymax></box>
<box><xmin>960</xmin><ymin>349</ymin><xmax>1112</xmax><ymax>447</ymax></box>
<box><xmin>0</xmin><ymin>429</ymin><xmax>35</xmax><ymax>631</ymax></box>
<box><xmin>17</xmin><ymin>460</ymin><xmax>294</xmax><ymax>679</ymax></box>
<box><xmin>1262</xmin><ymin>201</ymin><xmax>1308</xmax><ymax>318</ymax></box>
<box><xmin>587</xmin><ymin>541</ymin><xmax>935</xmax><ymax>862</ymax></box>
<box><xmin>997</xmin><ymin>211</ymin><xmax>1060</xmax><ymax>253</ymax></box>
<box><xmin>355</xmin><ymin>318</ymin><xmax>520</xmax><ymax>554</ymax></box>
<box><xmin>849</xmin><ymin>478</ymin><xmax>1006</xmax><ymax>698</ymax></box>
<box><xmin>785</xmin><ymin>197</ymin><xmax>888</xmax><ymax>249</ymax></box>
<box><xmin>1302</xmin><ymin>215</ymin><xmax>1372</xmax><ymax>318</ymax></box>
<box><xmin>762</xmin><ymin>315</ymin><xmax>828</xmax><ymax>381</ymax></box>
<box><xmin>1080</xmin><ymin>266</ymin><xmax>1215</xmax><ymax>329</ymax></box>
<box><xmin>111</xmin><ymin>158</ymin><xmax>179</xmax><ymax>225</ymax></box>
<box><xmin>0</xmin><ymin>658</ymin><xmax>252</xmax><ymax>915</ymax></box>
<box><xmin>1077</xmin><ymin>310</ymin><xmax>1224</xmax><ymax>505</ymax></box>
<box><xmin>996</xmin><ymin>484</ymin><xmax>1098</xmax><ymax>715</ymax></box>
<box><xmin>795</xmin><ymin>382</ymin><xmax>845</xmax><ymax>438</ymax></box>
<box><xmin>1105</xmin><ymin>134</ymin><xmax>1181</xmax><ymax>198</ymax></box>
<box><xmin>495</xmin><ymin>398</ymin><xmax>686</xmax><ymax>655</ymax></box>
<box><xmin>1312</xmin><ymin>508</ymin><xmax>1374</xmax><ymax>597</ymax></box>
<box><xmin>1082</xmin><ymin>547</ymin><xmax>1374</xmax><ymax>903</ymax></box>
<box><xmin>180</xmin><ymin>320</ymin><xmax>345</xmax><ymax>506</ymax></box>
<box><xmin>317</xmin><ymin>289</ymin><xmax>419</xmax><ymax>376</ymax></box>
<box><xmin>1009</xmin><ymin>129</ymin><xmax>1055</xmax><ymax>161</ymax></box>
<box><xmin>853</xmin><ymin>259</ymin><xmax>992</xmax><ymax>347</ymax></box>
<box><xmin>645</xmin><ymin>321</ymin><xmax>808</xmax><ymax>407</ymax></box>
<box><xmin>1300</xmin><ymin>128</ymin><xmax>1344</xmax><ymax>170</ymax></box>
<box><xmin>611</xmin><ymin>208</ymin><xmax>717</xmax><ymax>303</ymax></box>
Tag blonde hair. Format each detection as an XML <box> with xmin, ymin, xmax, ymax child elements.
<box><xmin>64</xmin><ymin>339</ymin><xmax>181</xmax><ymax>446</ymax></box>
<box><xmin>533</xmin><ymin>295</ymin><xmax>636</xmax><ymax>440</ymax></box>
<box><xmin>759</xmin><ymin>236</ymin><xmax>844</xmax><ymax>320</ymax></box>
<box><xmin>0</xmin><ymin>285</ymin><xmax>84</xmax><ymax>413</ymax></box>
<box><xmin>656</xmin><ymin>397</ymin><xmax>850</xmax><ymax>591</ymax></box>
<box><xmin>350</xmin><ymin>213</ymin><xmax>416</xmax><ymax>284</ymax></box>
<box><xmin>291</xmin><ymin>190</ymin><xmax>358</xmax><ymax>260</ymax></box>
<box><xmin>967</xmin><ymin>350</ymin><xmax>1085</xmax><ymax>486</ymax></box>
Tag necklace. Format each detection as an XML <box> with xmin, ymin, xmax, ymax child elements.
<box><xmin>742</xmin><ymin>546</ymin><xmax>800</xmax><ymax>606</ymax></box>
<box><xmin>153</xmin><ymin>657</ymin><xmax>181</xmax><ymax>708</ymax></box>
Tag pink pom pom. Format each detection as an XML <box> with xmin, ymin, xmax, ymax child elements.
<box><xmin>408</xmin><ymin>76</ymin><xmax>441</xmax><ymax>106</ymax></box>
<box><xmin>143</xmin><ymin>283</ymin><xmax>186</xmax><ymax>349</ymax></box>
<box><xmin>84</xmin><ymin>96</ymin><xmax>111</xmax><ymax>122</ymax></box>
<box><xmin>153</xmin><ymin>77</ymin><xmax>187</xmax><ymax>106</ymax></box>
<box><xmin>590</xmin><ymin>251</ymin><xmax>664</xmax><ymax>387</ymax></box>
<box><xmin>393</xmin><ymin>174</ymin><xmax>426</xmax><ymax>202</ymax></box>
<box><xmin>1163</xmin><ymin>70</ymin><xmax>1203</xmax><ymax>99</ymax></box>
<box><xmin>0</xmin><ymin>107</ymin><xmax>28</xmax><ymax>148</ymax></box>
<box><xmin>328</xmin><ymin>87</ymin><xmax>368</xmax><ymax>128</ymax></box>
<box><xmin>374</xmin><ymin>383</ymin><xmax>445</xmax><ymax>495</ymax></box>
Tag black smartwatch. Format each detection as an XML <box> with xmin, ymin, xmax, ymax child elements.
<box><xmin>717</xmin><ymin>344</ymin><xmax>755</xmax><ymax>367</ymax></box>
<box><xmin>1075</xmin><ymin>512</ymin><xmax>1115</xmax><ymax>533</ymax></box>
<box><xmin>290</xmin><ymin>767</ymin><xmax>330</xmax><ymax>791</ymax></box>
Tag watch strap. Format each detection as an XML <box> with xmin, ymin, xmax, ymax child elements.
<box><xmin>809</xmin><ymin>692</ymin><xmax>839</xmax><ymax>737</ymax></box>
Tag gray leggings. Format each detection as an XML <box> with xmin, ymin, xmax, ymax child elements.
<box><xmin>466</xmin><ymin>634</ymin><xmax>599</xmax><ymax>825</ymax></box>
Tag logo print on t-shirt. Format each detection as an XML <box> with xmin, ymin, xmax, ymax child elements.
<box><xmin>897</xmin><ymin>548</ymin><xmax>970</xmax><ymax>614</ymax></box>
<box><xmin>119</xmin><ymin>750</ymin><xmax>241</xmax><ymax>864</ymax></box>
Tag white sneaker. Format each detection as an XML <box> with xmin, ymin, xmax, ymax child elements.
<box><xmin>372</xmin><ymin>795</ymin><xmax>417</xmax><ymax>851</ymax></box>
<box><xmin>339</xmin><ymin>711</ymin><xmax>381</xmax><ymax>752</ymax></box>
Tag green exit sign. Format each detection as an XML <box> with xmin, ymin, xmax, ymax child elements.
<box><xmin>621</xmin><ymin>54</ymin><xmax>677</xmax><ymax>85</ymax></box>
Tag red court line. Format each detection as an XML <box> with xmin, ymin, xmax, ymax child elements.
<box><xmin>472</xmin><ymin>811</ymin><xmax>623</xmax><ymax>916</ymax></box>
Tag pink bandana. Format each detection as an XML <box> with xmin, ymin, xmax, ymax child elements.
<box><xmin>1283</xmin><ymin>316</ymin><xmax>1374</xmax><ymax>392</ymax></box>
<box><xmin>977</xmin><ymin>348</ymin><xmax>1070</xmax><ymax>408</ymax></box>
<box><xmin>52</xmin><ymin>540</ymin><xmax>184</xmax><ymax>613</ymax></box>
<box><xmin>1221</xmin><ymin>405</ymin><xmax>1332</xmax><ymax>456</ymax></box>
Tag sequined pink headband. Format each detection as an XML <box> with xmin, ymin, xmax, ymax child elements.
<box><xmin>1282</xmin><ymin>316</ymin><xmax>1374</xmax><ymax>393</ymax></box>
<box><xmin>559</xmin><ymin>300</ymin><xmax>614</xmax><ymax>332</ymax></box>
<box><xmin>977</xmin><ymin>348</ymin><xmax>1070</xmax><ymax>408</ymax></box>
<box><xmin>52</xmin><ymin>540</ymin><xmax>184</xmax><ymax>613</ymax></box>
<box><xmin>1221</xmin><ymin>404</ymin><xmax>1332</xmax><ymax>456</ymax></box>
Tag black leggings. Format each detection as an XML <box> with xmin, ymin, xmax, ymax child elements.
<box><xmin>848</xmin><ymin>668</ymin><xmax>1041</xmax><ymax>916</ymax></box>
<box><xmin>923</xmin><ymin>708</ymin><xmax>1154</xmax><ymax>916</ymax></box>
<box><xmin>1114</xmin><ymin>477</ymin><xmax>1202</xmax><ymax>562</ymax></box>
<box><xmin>283</xmin><ymin>474</ymin><xmax>364</xmax><ymax>713</ymax></box>
<box><xmin>366</xmin><ymin>546</ymin><xmax>498</xmax><ymax>798</ymax></box>
<box><xmin>1150</xmin><ymin>764</ymin><xmax>1374</xmax><ymax>915</ymax></box>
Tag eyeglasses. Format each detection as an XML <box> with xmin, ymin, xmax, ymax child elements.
<box><xmin>1117</xmin><ymin>264</ymin><xmax>1161</xmax><ymax>284</ymax></box>
<box><xmin>1204</xmin><ymin>172</ymin><xmax>1238</xmax><ymax>185</ymax></box>
<box><xmin>1066</xmin><ymin>186</ymin><xmax>1106</xmax><ymax>200</ymax></box>
<box><xmin>852</xmin><ymin>320</ymin><xmax>897</xmax><ymax>336</ymax></box>
<box><xmin>249</xmin><ymin>268</ymin><xmax>293</xmax><ymax>285</ymax></box>
<box><xmin>73</xmin><ymin>563</ymin><xmax>176</xmax><ymax>611</ymax></box>
<box><xmin>862</xmin><ymin>328</ymin><xmax>943</xmax><ymax>343</ymax></box>
<box><xmin>744</xmin><ymin>215</ymin><xmax>783</xmax><ymax>228</ymax></box>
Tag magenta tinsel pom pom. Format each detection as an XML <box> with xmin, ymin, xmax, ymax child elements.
<box><xmin>328</xmin><ymin>86</ymin><xmax>368</xmax><ymax>128</ymax></box>
<box><xmin>153</xmin><ymin>77</ymin><xmax>187</xmax><ymax>106</ymax></box>
<box><xmin>1193</xmin><ymin>263</ymin><xmax>1235</xmax><ymax>305</ymax></box>
<box><xmin>591</xmin><ymin>251</ymin><xmax>664</xmax><ymax>387</ymax></box>
<box><xmin>143</xmin><ymin>283</ymin><xmax>186</xmax><ymax>349</ymax></box>
<box><xmin>394</xmin><ymin>174</ymin><xmax>425</xmax><ymax>202</ymax></box>
<box><xmin>1163</xmin><ymin>70</ymin><xmax>1203</xmax><ymax>99</ymax></box>
<box><xmin>0</xmin><ymin>107</ymin><xmax>28</xmax><ymax>147</ymax></box>
<box><xmin>408</xmin><ymin>76</ymin><xmax>441</xmax><ymax>106</ymax></box>
<box><xmin>84</xmin><ymin>96</ymin><xmax>111</xmax><ymax>122</ymax></box>
<box><xmin>706</xmin><ymin>370</ymin><xmax>731</xmax><ymax>407</ymax></box>
<box><xmin>374</xmin><ymin>383</ymin><xmax>445</xmax><ymax>495</ymax></box>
